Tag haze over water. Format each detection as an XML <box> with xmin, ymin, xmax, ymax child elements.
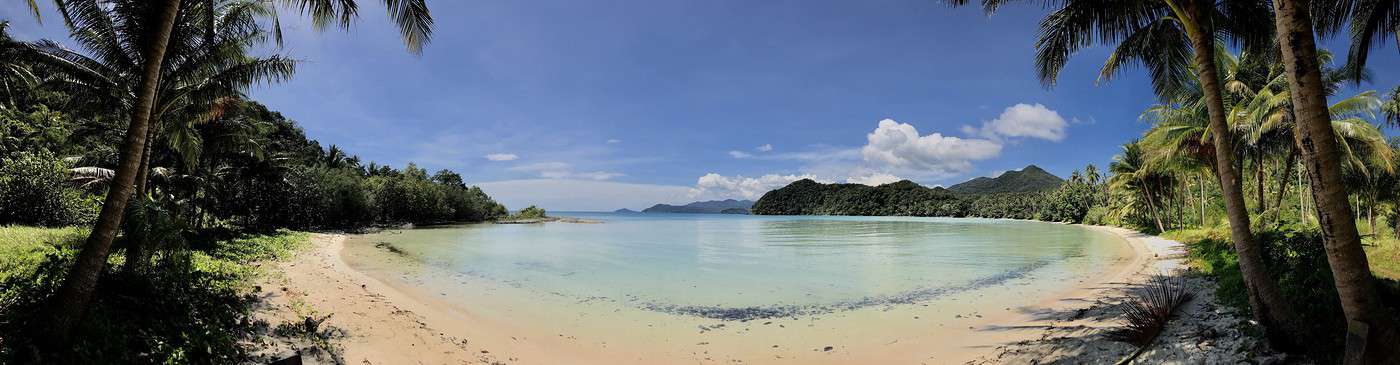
<box><xmin>346</xmin><ymin>213</ymin><xmax>1129</xmax><ymax>318</ymax></box>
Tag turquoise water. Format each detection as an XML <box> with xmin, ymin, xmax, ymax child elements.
<box><xmin>346</xmin><ymin>213</ymin><xmax>1127</xmax><ymax>319</ymax></box>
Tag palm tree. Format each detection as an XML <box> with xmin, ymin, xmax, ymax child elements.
<box><xmin>952</xmin><ymin>0</ymin><xmax>1305</xmax><ymax>349</ymax></box>
<box><xmin>1272</xmin><ymin>2</ymin><xmax>1400</xmax><ymax>360</ymax></box>
<box><xmin>1109</xmin><ymin>142</ymin><xmax>1179</xmax><ymax>232</ymax></box>
<box><xmin>26</xmin><ymin>0</ymin><xmax>434</xmax><ymax>349</ymax></box>
<box><xmin>10</xmin><ymin>1</ymin><xmax>298</xmax><ymax>275</ymax></box>
<box><xmin>1383</xmin><ymin>85</ymin><xmax>1400</xmax><ymax>127</ymax></box>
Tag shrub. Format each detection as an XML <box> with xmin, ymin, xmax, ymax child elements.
<box><xmin>508</xmin><ymin>205</ymin><xmax>547</xmax><ymax>220</ymax></box>
<box><xmin>1109</xmin><ymin>275</ymin><xmax>1194</xmax><ymax>347</ymax></box>
<box><xmin>0</xmin><ymin>231</ymin><xmax>310</xmax><ymax>364</ymax></box>
<box><xmin>1183</xmin><ymin>224</ymin><xmax>1400</xmax><ymax>361</ymax></box>
<box><xmin>0</xmin><ymin>152</ymin><xmax>98</xmax><ymax>226</ymax></box>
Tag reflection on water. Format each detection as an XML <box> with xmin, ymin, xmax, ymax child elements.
<box><xmin>344</xmin><ymin>213</ymin><xmax>1124</xmax><ymax>314</ymax></box>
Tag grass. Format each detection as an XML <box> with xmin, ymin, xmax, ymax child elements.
<box><xmin>0</xmin><ymin>226</ymin><xmax>312</xmax><ymax>364</ymax></box>
<box><xmin>0</xmin><ymin>226</ymin><xmax>87</xmax><ymax>282</ymax></box>
<box><xmin>1365</xmin><ymin>238</ymin><xmax>1400</xmax><ymax>280</ymax></box>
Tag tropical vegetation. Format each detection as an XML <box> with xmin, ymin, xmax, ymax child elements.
<box><xmin>0</xmin><ymin>0</ymin><xmax>509</xmax><ymax>362</ymax></box>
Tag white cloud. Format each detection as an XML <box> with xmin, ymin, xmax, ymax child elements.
<box><xmin>689</xmin><ymin>173</ymin><xmax>828</xmax><ymax>200</ymax></box>
<box><xmin>476</xmin><ymin>179</ymin><xmax>692</xmax><ymax>211</ymax></box>
<box><xmin>846</xmin><ymin>173</ymin><xmax>903</xmax><ymax>186</ymax></box>
<box><xmin>968</xmin><ymin>103</ymin><xmax>1068</xmax><ymax>141</ymax></box>
<box><xmin>607</xmin><ymin>139</ymin><xmax>622</xmax><ymax>144</ymax></box>
<box><xmin>861</xmin><ymin>119</ymin><xmax>1002</xmax><ymax>177</ymax></box>
<box><xmin>509</xmin><ymin>162</ymin><xmax>622</xmax><ymax>180</ymax></box>
<box><xmin>484</xmin><ymin>153</ymin><xmax>519</xmax><ymax>161</ymax></box>
<box><xmin>756</xmin><ymin>144</ymin><xmax>773</xmax><ymax>152</ymax></box>
<box><xmin>729</xmin><ymin>150</ymin><xmax>753</xmax><ymax>158</ymax></box>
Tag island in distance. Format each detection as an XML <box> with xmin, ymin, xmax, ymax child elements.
<box><xmin>629</xmin><ymin>199</ymin><xmax>755</xmax><ymax>214</ymax></box>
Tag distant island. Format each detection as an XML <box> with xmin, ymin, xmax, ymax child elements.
<box><xmin>613</xmin><ymin>208</ymin><xmax>640</xmax><ymax>214</ymax></box>
<box><xmin>751</xmin><ymin>165</ymin><xmax>1071</xmax><ymax>218</ymax></box>
<box><xmin>641</xmin><ymin>199</ymin><xmax>754</xmax><ymax>214</ymax></box>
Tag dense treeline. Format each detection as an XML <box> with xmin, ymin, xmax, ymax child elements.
<box><xmin>1</xmin><ymin>85</ymin><xmax>506</xmax><ymax>231</ymax></box>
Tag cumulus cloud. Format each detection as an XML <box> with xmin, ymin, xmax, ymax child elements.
<box><xmin>509</xmin><ymin>162</ymin><xmax>621</xmax><ymax>180</ymax></box>
<box><xmin>846</xmin><ymin>173</ymin><xmax>903</xmax><ymax>186</ymax></box>
<box><xmin>484</xmin><ymin>153</ymin><xmax>519</xmax><ymax>161</ymax></box>
<box><xmin>860</xmin><ymin>119</ymin><xmax>1002</xmax><ymax>177</ymax></box>
<box><xmin>756</xmin><ymin>144</ymin><xmax>773</xmax><ymax>152</ymax></box>
<box><xmin>729</xmin><ymin>150</ymin><xmax>753</xmax><ymax>158</ymax></box>
<box><xmin>965</xmin><ymin>103</ymin><xmax>1068</xmax><ymax>141</ymax></box>
<box><xmin>689</xmin><ymin>173</ymin><xmax>828</xmax><ymax>200</ymax></box>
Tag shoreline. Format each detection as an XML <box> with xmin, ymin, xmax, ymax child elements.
<box><xmin>254</xmin><ymin>222</ymin><xmax>1270</xmax><ymax>364</ymax></box>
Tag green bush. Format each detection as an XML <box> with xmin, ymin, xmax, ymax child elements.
<box><xmin>1082</xmin><ymin>206</ymin><xmax>1113</xmax><ymax>226</ymax></box>
<box><xmin>0</xmin><ymin>230</ymin><xmax>310</xmax><ymax>364</ymax></box>
<box><xmin>1183</xmin><ymin>225</ymin><xmax>1400</xmax><ymax>361</ymax></box>
<box><xmin>0</xmin><ymin>152</ymin><xmax>98</xmax><ymax>227</ymax></box>
<box><xmin>512</xmin><ymin>205</ymin><xmax>547</xmax><ymax>219</ymax></box>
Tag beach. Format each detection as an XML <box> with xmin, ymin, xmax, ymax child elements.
<box><xmin>251</xmin><ymin>224</ymin><xmax>1274</xmax><ymax>364</ymax></box>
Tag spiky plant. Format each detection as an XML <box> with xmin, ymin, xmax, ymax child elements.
<box><xmin>1109</xmin><ymin>275</ymin><xmax>1195</xmax><ymax>348</ymax></box>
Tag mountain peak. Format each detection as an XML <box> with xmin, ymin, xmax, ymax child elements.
<box><xmin>947</xmin><ymin>164</ymin><xmax>1063</xmax><ymax>194</ymax></box>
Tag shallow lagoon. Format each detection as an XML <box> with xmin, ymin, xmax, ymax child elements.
<box><xmin>345</xmin><ymin>213</ymin><xmax>1126</xmax><ymax>319</ymax></box>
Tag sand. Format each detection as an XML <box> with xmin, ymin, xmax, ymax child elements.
<box><xmin>248</xmin><ymin>224</ymin><xmax>1274</xmax><ymax>364</ymax></box>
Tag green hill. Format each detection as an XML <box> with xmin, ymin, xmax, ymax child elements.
<box><xmin>947</xmin><ymin>165</ymin><xmax>1063</xmax><ymax>194</ymax></box>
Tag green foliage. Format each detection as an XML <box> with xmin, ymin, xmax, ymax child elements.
<box><xmin>0</xmin><ymin>105</ymin><xmax>69</xmax><ymax>156</ymax></box>
<box><xmin>511</xmin><ymin>205</ymin><xmax>547</xmax><ymax>220</ymax></box>
<box><xmin>0</xmin><ymin>230</ymin><xmax>310</xmax><ymax>364</ymax></box>
<box><xmin>1180</xmin><ymin>225</ymin><xmax>1400</xmax><ymax>361</ymax></box>
<box><xmin>0</xmin><ymin>152</ymin><xmax>98</xmax><ymax>227</ymax></box>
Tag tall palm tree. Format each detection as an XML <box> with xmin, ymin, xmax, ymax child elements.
<box><xmin>1272</xmin><ymin>1</ymin><xmax>1400</xmax><ymax>361</ymax></box>
<box><xmin>10</xmin><ymin>1</ymin><xmax>298</xmax><ymax>275</ymax></box>
<box><xmin>26</xmin><ymin>0</ymin><xmax>434</xmax><ymax>349</ymax></box>
<box><xmin>1110</xmin><ymin>142</ymin><xmax>1176</xmax><ymax>232</ymax></box>
<box><xmin>952</xmin><ymin>0</ymin><xmax>1306</xmax><ymax>349</ymax></box>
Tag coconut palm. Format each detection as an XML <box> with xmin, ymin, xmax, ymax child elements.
<box><xmin>1109</xmin><ymin>141</ymin><xmax>1178</xmax><ymax>232</ymax></box>
<box><xmin>1383</xmin><ymin>85</ymin><xmax>1400</xmax><ymax>127</ymax></box>
<box><xmin>26</xmin><ymin>0</ymin><xmax>434</xmax><ymax>350</ymax></box>
<box><xmin>10</xmin><ymin>0</ymin><xmax>297</xmax><ymax>276</ymax></box>
<box><xmin>1273</xmin><ymin>0</ymin><xmax>1399</xmax><ymax>360</ymax></box>
<box><xmin>951</xmin><ymin>0</ymin><xmax>1305</xmax><ymax>348</ymax></box>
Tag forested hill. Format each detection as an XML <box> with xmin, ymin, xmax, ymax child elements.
<box><xmin>750</xmin><ymin>167</ymin><xmax>1092</xmax><ymax>222</ymax></box>
<box><xmin>642</xmin><ymin>199</ymin><xmax>754</xmax><ymax>214</ymax></box>
<box><xmin>750</xmin><ymin>179</ymin><xmax>965</xmax><ymax>216</ymax></box>
<box><xmin>947</xmin><ymin>165</ymin><xmax>1064</xmax><ymax>194</ymax></box>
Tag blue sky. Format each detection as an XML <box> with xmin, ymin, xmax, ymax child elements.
<box><xmin>6</xmin><ymin>0</ymin><xmax>1398</xmax><ymax>211</ymax></box>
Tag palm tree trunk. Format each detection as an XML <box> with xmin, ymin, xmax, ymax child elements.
<box><xmin>1144</xmin><ymin>183</ymin><xmax>1166</xmax><ymax>233</ymax></box>
<box><xmin>1256</xmin><ymin>152</ymin><xmax>1266</xmax><ymax>212</ymax></box>
<box><xmin>39</xmin><ymin>0</ymin><xmax>182</xmax><ymax>348</ymax></box>
<box><xmin>1272</xmin><ymin>1</ymin><xmax>1400</xmax><ymax>362</ymax></box>
<box><xmin>124</xmin><ymin>124</ymin><xmax>158</xmax><ymax>276</ymax></box>
<box><xmin>1272</xmin><ymin>150</ymin><xmax>1297</xmax><ymax>223</ymax></box>
<box><xmin>1200</xmin><ymin>171</ymin><xmax>1207</xmax><ymax>227</ymax></box>
<box><xmin>1179</xmin><ymin>0</ymin><xmax>1305</xmax><ymax>351</ymax></box>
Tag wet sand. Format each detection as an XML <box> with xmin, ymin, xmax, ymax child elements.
<box><xmin>255</xmin><ymin>224</ymin><xmax>1180</xmax><ymax>364</ymax></box>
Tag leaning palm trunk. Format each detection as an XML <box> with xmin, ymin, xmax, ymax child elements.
<box><xmin>40</xmin><ymin>0</ymin><xmax>183</xmax><ymax>347</ymax></box>
<box><xmin>125</xmin><ymin>123</ymin><xmax>159</xmax><ymax>276</ymax></box>
<box><xmin>1178</xmin><ymin>0</ymin><xmax>1304</xmax><ymax>350</ymax></box>
<box><xmin>1272</xmin><ymin>150</ymin><xmax>1297</xmax><ymax>223</ymax></box>
<box><xmin>1272</xmin><ymin>0</ymin><xmax>1400</xmax><ymax>362</ymax></box>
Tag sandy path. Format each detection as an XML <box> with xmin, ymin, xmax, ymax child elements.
<box><xmin>250</xmin><ymin>224</ymin><xmax>1269</xmax><ymax>364</ymax></box>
